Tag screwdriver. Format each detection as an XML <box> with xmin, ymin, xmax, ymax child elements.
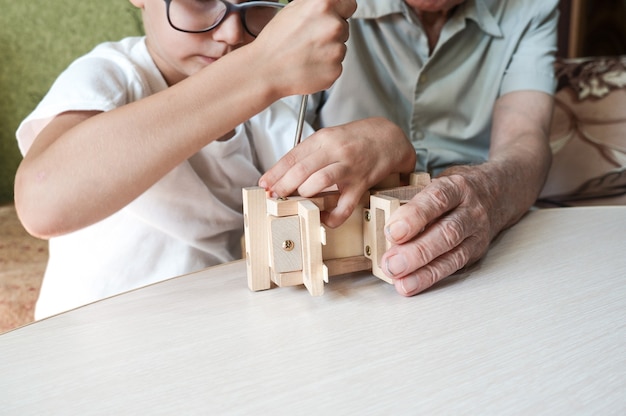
<box><xmin>293</xmin><ymin>94</ymin><xmax>308</xmax><ymax>148</ymax></box>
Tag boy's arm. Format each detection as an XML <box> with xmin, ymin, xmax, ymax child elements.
<box><xmin>14</xmin><ymin>0</ymin><xmax>356</xmax><ymax>239</ymax></box>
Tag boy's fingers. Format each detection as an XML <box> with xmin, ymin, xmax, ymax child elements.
<box><xmin>259</xmin><ymin>143</ymin><xmax>310</xmax><ymax>191</ymax></box>
<box><xmin>324</xmin><ymin>187</ymin><xmax>364</xmax><ymax>228</ymax></box>
<box><xmin>335</xmin><ymin>0</ymin><xmax>357</xmax><ymax>19</ymax></box>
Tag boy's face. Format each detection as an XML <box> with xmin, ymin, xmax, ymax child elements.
<box><xmin>131</xmin><ymin>0</ymin><xmax>255</xmax><ymax>85</ymax></box>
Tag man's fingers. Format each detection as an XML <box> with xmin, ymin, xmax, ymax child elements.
<box><xmin>382</xmin><ymin>212</ymin><xmax>470</xmax><ymax>278</ymax></box>
<box><xmin>391</xmin><ymin>242</ymin><xmax>473</xmax><ymax>296</ymax></box>
<box><xmin>385</xmin><ymin>178</ymin><xmax>464</xmax><ymax>244</ymax></box>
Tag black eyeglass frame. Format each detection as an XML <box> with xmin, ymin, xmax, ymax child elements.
<box><xmin>163</xmin><ymin>0</ymin><xmax>286</xmax><ymax>38</ymax></box>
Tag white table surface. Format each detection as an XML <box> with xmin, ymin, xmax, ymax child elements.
<box><xmin>1</xmin><ymin>206</ymin><xmax>625</xmax><ymax>415</ymax></box>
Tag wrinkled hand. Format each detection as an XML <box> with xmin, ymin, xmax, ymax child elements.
<box><xmin>381</xmin><ymin>166</ymin><xmax>504</xmax><ymax>296</ymax></box>
<box><xmin>259</xmin><ymin>117</ymin><xmax>416</xmax><ymax>228</ymax></box>
<box><xmin>254</xmin><ymin>0</ymin><xmax>357</xmax><ymax>97</ymax></box>
<box><xmin>381</xmin><ymin>90</ymin><xmax>553</xmax><ymax>296</ymax></box>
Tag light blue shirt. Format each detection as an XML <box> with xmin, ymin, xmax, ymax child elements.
<box><xmin>315</xmin><ymin>0</ymin><xmax>558</xmax><ymax>173</ymax></box>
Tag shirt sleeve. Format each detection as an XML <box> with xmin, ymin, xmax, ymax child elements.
<box><xmin>15</xmin><ymin>54</ymin><xmax>131</xmax><ymax>155</ymax></box>
<box><xmin>499</xmin><ymin>1</ymin><xmax>559</xmax><ymax>96</ymax></box>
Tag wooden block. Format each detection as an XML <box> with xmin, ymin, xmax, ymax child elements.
<box><xmin>410</xmin><ymin>172</ymin><xmax>431</xmax><ymax>187</ymax></box>
<box><xmin>325</xmin><ymin>256</ymin><xmax>372</xmax><ymax>277</ymax></box>
<box><xmin>373</xmin><ymin>185</ymin><xmax>425</xmax><ymax>203</ymax></box>
<box><xmin>266</xmin><ymin>191</ymin><xmax>371</xmax><ymax>216</ymax></box>
<box><xmin>266</xmin><ymin>192</ymin><xmax>340</xmax><ymax>217</ymax></box>
<box><xmin>322</xmin><ymin>206</ymin><xmax>365</xmax><ymax>260</ymax></box>
<box><xmin>271</xmin><ymin>270</ymin><xmax>303</xmax><ymax>287</ymax></box>
<box><xmin>363</xmin><ymin>207</ymin><xmax>374</xmax><ymax>267</ymax></box>
<box><xmin>372</xmin><ymin>173</ymin><xmax>430</xmax><ymax>203</ymax></box>
<box><xmin>298</xmin><ymin>200</ymin><xmax>327</xmax><ymax>295</ymax></box>
<box><xmin>268</xmin><ymin>215</ymin><xmax>302</xmax><ymax>273</ymax></box>
<box><xmin>367</xmin><ymin>194</ymin><xmax>400</xmax><ymax>283</ymax></box>
<box><xmin>243</xmin><ymin>187</ymin><xmax>271</xmax><ymax>291</ymax></box>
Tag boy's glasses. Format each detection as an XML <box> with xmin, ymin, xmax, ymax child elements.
<box><xmin>164</xmin><ymin>0</ymin><xmax>285</xmax><ymax>38</ymax></box>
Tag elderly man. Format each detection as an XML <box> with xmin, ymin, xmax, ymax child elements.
<box><xmin>262</xmin><ymin>0</ymin><xmax>558</xmax><ymax>296</ymax></box>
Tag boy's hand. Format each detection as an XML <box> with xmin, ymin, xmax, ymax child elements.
<box><xmin>253</xmin><ymin>0</ymin><xmax>357</xmax><ymax>97</ymax></box>
<box><xmin>259</xmin><ymin>117</ymin><xmax>416</xmax><ymax>228</ymax></box>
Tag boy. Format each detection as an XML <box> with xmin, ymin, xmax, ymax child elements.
<box><xmin>14</xmin><ymin>0</ymin><xmax>367</xmax><ymax>318</ymax></box>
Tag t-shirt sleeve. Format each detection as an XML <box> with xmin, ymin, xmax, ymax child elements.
<box><xmin>16</xmin><ymin>55</ymin><xmax>131</xmax><ymax>155</ymax></box>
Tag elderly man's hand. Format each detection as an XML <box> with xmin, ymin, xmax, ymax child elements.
<box><xmin>381</xmin><ymin>166</ymin><xmax>502</xmax><ymax>296</ymax></box>
<box><xmin>381</xmin><ymin>90</ymin><xmax>553</xmax><ymax>296</ymax></box>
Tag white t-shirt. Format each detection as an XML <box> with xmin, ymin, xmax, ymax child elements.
<box><xmin>16</xmin><ymin>37</ymin><xmax>310</xmax><ymax>319</ymax></box>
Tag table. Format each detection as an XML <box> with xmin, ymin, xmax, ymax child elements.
<box><xmin>1</xmin><ymin>206</ymin><xmax>625</xmax><ymax>415</ymax></box>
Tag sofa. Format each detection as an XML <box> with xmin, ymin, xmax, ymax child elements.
<box><xmin>539</xmin><ymin>55</ymin><xmax>626</xmax><ymax>206</ymax></box>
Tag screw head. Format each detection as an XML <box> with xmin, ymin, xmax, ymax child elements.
<box><xmin>282</xmin><ymin>240</ymin><xmax>295</xmax><ymax>251</ymax></box>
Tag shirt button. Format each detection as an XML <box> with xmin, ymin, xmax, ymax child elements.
<box><xmin>413</xmin><ymin>130</ymin><xmax>424</xmax><ymax>141</ymax></box>
<box><xmin>419</xmin><ymin>73</ymin><xmax>428</xmax><ymax>83</ymax></box>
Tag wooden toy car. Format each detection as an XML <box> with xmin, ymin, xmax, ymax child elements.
<box><xmin>242</xmin><ymin>172</ymin><xmax>431</xmax><ymax>295</ymax></box>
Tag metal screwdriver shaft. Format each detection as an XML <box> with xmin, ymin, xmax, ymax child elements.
<box><xmin>293</xmin><ymin>94</ymin><xmax>308</xmax><ymax>148</ymax></box>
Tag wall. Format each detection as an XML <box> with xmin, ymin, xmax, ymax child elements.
<box><xmin>0</xmin><ymin>0</ymin><xmax>143</xmax><ymax>203</ymax></box>
<box><xmin>559</xmin><ymin>0</ymin><xmax>626</xmax><ymax>58</ymax></box>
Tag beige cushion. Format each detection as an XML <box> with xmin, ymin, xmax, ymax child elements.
<box><xmin>539</xmin><ymin>56</ymin><xmax>626</xmax><ymax>206</ymax></box>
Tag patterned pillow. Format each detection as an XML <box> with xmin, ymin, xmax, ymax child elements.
<box><xmin>538</xmin><ymin>56</ymin><xmax>626</xmax><ymax>206</ymax></box>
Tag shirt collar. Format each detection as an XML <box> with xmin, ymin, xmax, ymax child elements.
<box><xmin>352</xmin><ymin>0</ymin><xmax>405</xmax><ymax>18</ymax></box>
<box><xmin>353</xmin><ymin>0</ymin><xmax>502</xmax><ymax>38</ymax></box>
<box><xmin>461</xmin><ymin>0</ymin><xmax>502</xmax><ymax>38</ymax></box>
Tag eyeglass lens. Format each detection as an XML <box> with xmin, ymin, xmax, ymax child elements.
<box><xmin>167</xmin><ymin>0</ymin><xmax>283</xmax><ymax>37</ymax></box>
